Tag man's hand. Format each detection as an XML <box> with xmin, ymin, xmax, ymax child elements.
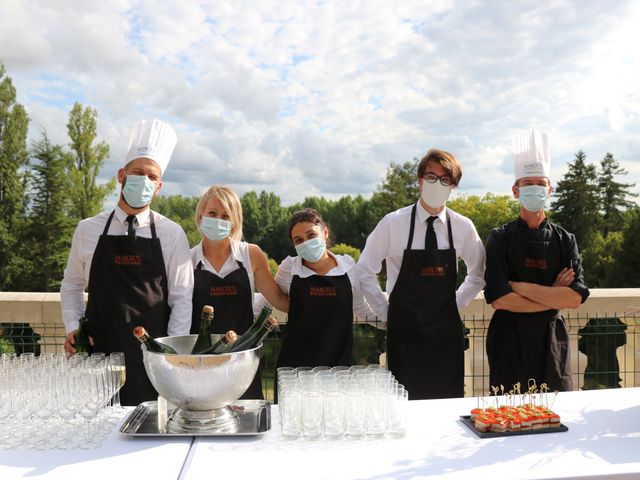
<box><xmin>64</xmin><ymin>331</ymin><xmax>94</xmax><ymax>355</ymax></box>
<box><xmin>64</xmin><ymin>331</ymin><xmax>77</xmax><ymax>355</ymax></box>
<box><xmin>553</xmin><ymin>267</ymin><xmax>575</xmax><ymax>287</ymax></box>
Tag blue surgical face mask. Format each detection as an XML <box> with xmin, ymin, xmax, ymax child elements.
<box><xmin>122</xmin><ymin>175</ymin><xmax>157</xmax><ymax>208</ymax></box>
<box><xmin>518</xmin><ymin>185</ymin><xmax>549</xmax><ymax>212</ymax></box>
<box><xmin>295</xmin><ymin>236</ymin><xmax>326</xmax><ymax>263</ymax></box>
<box><xmin>200</xmin><ymin>216</ymin><xmax>232</xmax><ymax>241</ymax></box>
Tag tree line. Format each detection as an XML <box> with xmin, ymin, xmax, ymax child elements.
<box><xmin>1</xmin><ymin>63</ymin><xmax>638</xmax><ymax>293</ymax></box>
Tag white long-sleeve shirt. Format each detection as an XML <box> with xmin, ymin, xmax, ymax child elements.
<box><xmin>60</xmin><ymin>206</ymin><xmax>194</xmax><ymax>335</ymax></box>
<box><xmin>274</xmin><ymin>252</ymin><xmax>375</xmax><ymax>319</ymax></box>
<box><xmin>356</xmin><ymin>203</ymin><xmax>485</xmax><ymax>322</ymax></box>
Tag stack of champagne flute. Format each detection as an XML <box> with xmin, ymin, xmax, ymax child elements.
<box><xmin>0</xmin><ymin>351</ymin><xmax>126</xmax><ymax>450</ymax></box>
<box><xmin>277</xmin><ymin>364</ymin><xmax>409</xmax><ymax>440</ymax></box>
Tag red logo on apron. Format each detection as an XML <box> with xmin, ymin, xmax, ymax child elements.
<box><xmin>309</xmin><ymin>286</ymin><xmax>337</xmax><ymax>296</ymax></box>
<box><xmin>114</xmin><ymin>254</ymin><xmax>142</xmax><ymax>265</ymax></box>
<box><xmin>420</xmin><ymin>266</ymin><xmax>445</xmax><ymax>277</ymax></box>
<box><xmin>210</xmin><ymin>286</ymin><xmax>239</xmax><ymax>296</ymax></box>
<box><xmin>525</xmin><ymin>257</ymin><xmax>548</xmax><ymax>269</ymax></box>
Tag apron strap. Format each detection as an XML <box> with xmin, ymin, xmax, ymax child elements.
<box><xmin>406</xmin><ymin>203</ymin><xmax>418</xmax><ymax>250</ymax></box>
<box><xmin>446</xmin><ymin>212</ymin><xmax>454</xmax><ymax>247</ymax></box>
<box><xmin>102</xmin><ymin>210</ymin><xmax>116</xmax><ymax>235</ymax></box>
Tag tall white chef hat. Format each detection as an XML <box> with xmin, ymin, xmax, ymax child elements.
<box><xmin>512</xmin><ymin>129</ymin><xmax>550</xmax><ymax>181</ymax></box>
<box><xmin>125</xmin><ymin>119</ymin><xmax>177</xmax><ymax>176</ymax></box>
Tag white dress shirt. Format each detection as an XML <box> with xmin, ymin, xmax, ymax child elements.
<box><xmin>191</xmin><ymin>240</ymin><xmax>263</xmax><ymax>316</ymax></box>
<box><xmin>356</xmin><ymin>203</ymin><xmax>485</xmax><ymax>322</ymax></box>
<box><xmin>60</xmin><ymin>206</ymin><xmax>194</xmax><ymax>335</ymax></box>
<box><xmin>274</xmin><ymin>252</ymin><xmax>375</xmax><ymax>319</ymax></box>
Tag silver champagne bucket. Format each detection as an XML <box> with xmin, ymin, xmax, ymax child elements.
<box><xmin>142</xmin><ymin>334</ymin><xmax>260</xmax><ymax>433</ymax></box>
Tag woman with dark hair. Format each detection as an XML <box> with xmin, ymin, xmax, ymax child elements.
<box><xmin>273</xmin><ymin>208</ymin><xmax>373</xmax><ymax>378</ymax></box>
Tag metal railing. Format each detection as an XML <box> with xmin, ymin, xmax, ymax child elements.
<box><xmin>2</xmin><ymin>312</ymin><xmax>638</xmax><ymax>402</ymax></box>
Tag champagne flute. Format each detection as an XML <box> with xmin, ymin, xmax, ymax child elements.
<box><xmin>109</xmin><ymin>352</ymin><xmax>126</xmax><ymax>413</ymax></box>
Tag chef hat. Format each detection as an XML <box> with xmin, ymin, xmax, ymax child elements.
<box><xmin>125</xmin><ymin>119</ymin><xmax>177</xmax><ymax>175</ymax></box>
<box><xmin>512</xmin><ymin>129</ymin><xmax>550</xmax><ymax>181</ymax></box>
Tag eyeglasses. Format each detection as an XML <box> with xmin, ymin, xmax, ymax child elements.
<box><xmin>422</xmin><ymin>173</ymin><xmax>453</xmax><ymax>186</ymax></box>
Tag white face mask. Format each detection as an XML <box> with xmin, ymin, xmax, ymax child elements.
<box><xmin>518</xmin><ymin>185</ymin><xmax>549</xmax><ymax>212</ymax></box>
<box><xmin>295</xmin><ymin>236</ymin><xmax>326</xmax><ymax>263</ymax></box>
<box><xmin>421</xmin><ymin>181</ymin><xmax>452</xmax><ymax>209</ymax></box>
<box><xmin>200</xmin><ymin>216</ymin><xmax>232</xmax><ymax>241</ymax></box>
<box><xmin>122</xmin><ymin>174</ymin><xmax>157</xmax><ymax>208</ymax></box>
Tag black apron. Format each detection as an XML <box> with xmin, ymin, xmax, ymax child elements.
<box><xmin>274</xmin><ymin>271</ymin><xmax>353</xmax><ymax>401</ymax></box>
<box><xmin>486</xmin><ymin>220</ymin><xmax>573</xmax><ymax>392</ymax></box>
<box><xmin>387</xmin><ymin>205</ymin><xmax>464</xmax><ymax>400</ymax></box>
<box><xmin>85</xmin><ymin>210</ymin><xmax>170</xmax><ymax>406</ymax></box>
<box><xmin>191</xmin><ymin>259</ymin><xmax>264</xmax><ymax>400</ymax></box>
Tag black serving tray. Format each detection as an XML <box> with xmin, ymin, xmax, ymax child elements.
<box><xmin>459</xmin><ymin>415</ymin><xmax>568</xmax><ymax>438</ymax></box>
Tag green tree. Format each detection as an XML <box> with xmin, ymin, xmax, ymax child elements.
<box><xmin>0</xmin><ymin>63</ymin><xmax>29</xmax><ymax>290</ymax></box>
<box><xmin>367</xmin><ymin>159</ymin><xmax>420</xmax><ymax>229</ymax></box>
<box><xmin>66</xmin><ymin>102</ymin><xmax>115</xmax><ymax>220</ymax></box>
<box><xmin>616</xmin><ymin>207</ymin><xmax>640</xmax><ymax>287</ymax></box>
<box><xmin>597</xmin><ymin>153</ymin><xmax>637</xmax><ymax>236</ymax></box>
<box><xmin>241</xmin><ymin>191</ymin><xmax>290</xmax><ymax>261</ymax></box>
<box><xmin>152</xmin><ymin>195</ymin><xmax>200</xmax><ymax>246</ymax></box>
<box><xmin>581</xmin><ymin>231</ymin><xmax>624</xmax><ymax>288</ymax></box>
<box><xmin>448</xmin><ymin>193</ymin><xmax>520</xmax><ymax>244</ymax></box>
<box><xmin>13</xmin><ymin>132</ymin><xmax>75</xmax><ymax>291</ymax></box>
<box><xmin>550</xmin><ymin>151</ymin><xmax>600</xmax><ymax>250</ymax></box>
<box><xmin>326</xmin><ymin>195</ymin><xmax>370</xmax><ymax>250</ymax></box>
<box><xmin>330</xmin><ymin>243</ymin><xmax>361</xmax><ymax>262</ymax></box>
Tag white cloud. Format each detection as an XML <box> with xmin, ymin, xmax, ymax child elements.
<box><xmin>0</xmin><ymin>0</ymin><xmax>638</xmax><ymax>209</ymax></box>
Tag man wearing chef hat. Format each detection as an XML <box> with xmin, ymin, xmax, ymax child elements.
<box><xmin>484</xmin><ymin>129</ymin><xmax>590</xmax><ymax>392</ymax></box>
<box><xmin>61</xmin><ymin>119</ymin><xmax>194</xmax><ymax>405</ymax></box>
<box><xmin>357</xmin><ymin>149</ymin><xmax>486</xmax><ymax>399</ymax></box>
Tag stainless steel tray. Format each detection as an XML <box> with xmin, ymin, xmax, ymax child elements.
<box><xmin>120</xmin><ymin>400</ymin><xmax>271</xmax><ymax>437</ymax></box>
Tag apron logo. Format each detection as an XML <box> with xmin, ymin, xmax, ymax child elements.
<box><xmin>525</xmin><ymin>257</ymin><xmax>548</xmax><ymax>269</ymax></box>
<box><xmin>210</xmin><ymin>286</ymin><xmax>238</xmax><ymax>296</ymax></box>
<box><xmin>309</xmin><ymin>286</ymin><xmax>337</xmax><ymax>296</ymax></box>
<box><xmin>114</xmin><ymin>254</ymin><xmax>142</xmax><ymax>266</ymax></box>
<box><xmin>421</xmin><ymin>266</ymin><xmax>445</xmax><ymax>277</ymax></box>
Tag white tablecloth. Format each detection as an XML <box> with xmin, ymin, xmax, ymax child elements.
<box><xmin>0</xmin><ymin>410</ymin><xmax>193</xmax><ymax>480</ymax></box>
<box><xmin>183</xmin><ymin>388</ymin><xmax>640</xmax><ymax>480</ymax></box>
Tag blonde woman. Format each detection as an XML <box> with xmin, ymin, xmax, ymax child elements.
<box><xmin>191</xmin><ymin>185</ymin><xmax>288</xmax><ymax>399</ymax></box>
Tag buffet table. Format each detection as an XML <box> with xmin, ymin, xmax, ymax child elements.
<box><xmin>184</xmin><ymin>387</ymin><xmax>640</xmax><ymax>480</ymax></box>
<box><xmin>0</xmin><ymin>412</ymin><xmax>193</xmax><ymax>480</ymax></box>
<box><xmin>1</xmin><ymin>388</ymin><xmax>639</xmax><ymax>480</ymax></box>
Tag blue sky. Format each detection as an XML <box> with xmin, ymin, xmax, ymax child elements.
<box><xmin>1</xmin><ymin>0</ymin><xmax>639</xmax><ymax>206</ymax></box>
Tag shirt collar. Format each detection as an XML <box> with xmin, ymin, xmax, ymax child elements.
<box><xmin>195</xmin><ymin>240</ymin><xmax>242</xmax><ymax>268</ymax></box>
<box><xmin>293</xmin><ymin>250</ymin><xmax>344</xmax><ymax>277</ymax></box>
<box><xmin>416</xmin><ymin>202</ymin><xmax>448</xmax><ymax>225</ymax></box>
<box><xmin>114</xmin><ymin>205</ymin><xmax>151</xmax><ymax>227</ymax></box>
<box><xmin>517</xmin><ymin>216</ymin><xmax>549</xmax><ymax>231</ymax></box>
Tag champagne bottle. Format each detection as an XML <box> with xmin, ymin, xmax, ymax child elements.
<box><xmin>73</xmin><ymin>314</ymin><xmax>93</xmax><ymax>354</ymax></box>
<box><xmin>229</xmin><ymin>316</ymin><xmax>278</xmax><ymax>352</ymax></box>
<box><xmin>190</xmin><ymin>305</ymin><xmax>214</xmax><ymax>354</ymax></box>
<box><xmin>240</xmin><ymin>305</ymin><xmax>273</xmax><ymax>338</ymax></box>
<box><xmin>197</xmin><ymin>330</ymin><xmax>238</xmax><ymax>354</ymax></box>
<box><xmin>133</xmin><ymin>326</ymin><xmax>178</xmax><ymax>354</ymax></box>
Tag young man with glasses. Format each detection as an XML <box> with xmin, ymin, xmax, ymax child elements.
<box><xmin>357</xmin><ymin>149</ymin><xmax>485</xmax><ymax>399</ymax></box>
